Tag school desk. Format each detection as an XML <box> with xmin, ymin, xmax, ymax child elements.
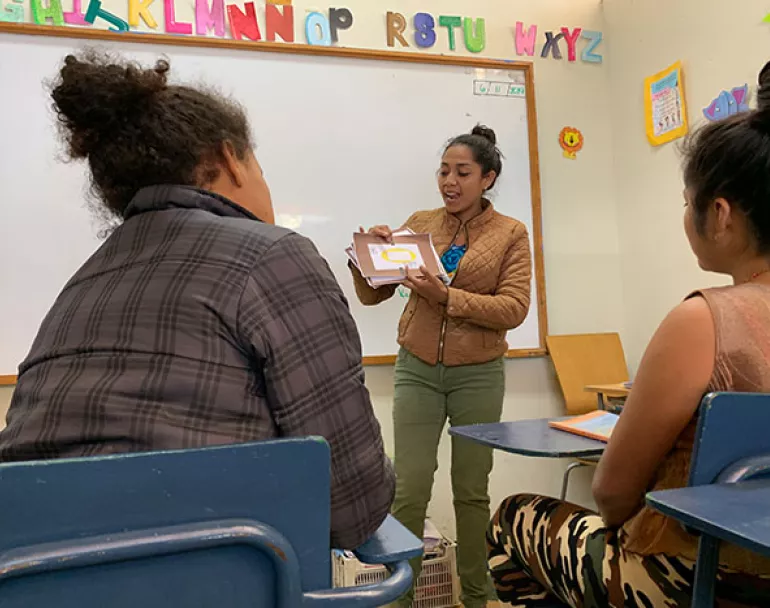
<box><xmin>585</xmin><ymin>383</ymin><xmax>631</xmax><ymax>412</ymax></box>
<box><xmin>449</xmin><ymin>419</ymin><xmax>606</xmax><ymax>459</ymax></box>
<box><xmin>647</xmin><ymin>479</ymin><xmax>770</xmax><ymax>607</ymax></box>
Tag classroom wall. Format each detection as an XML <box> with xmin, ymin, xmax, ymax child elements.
<box><xmin>603</xmin><ymin>0</ymin><xmax>769</xmax><ymax>370</ymax></box>
<box><xmin>0</xmin><ymin>0</ymin><xmax>620</xmax><ymax>537</ymax></box>
<box><xmin>0</xmin><ymin>388</ymin><xmax>10</xmax><ymax>427</ymax></box>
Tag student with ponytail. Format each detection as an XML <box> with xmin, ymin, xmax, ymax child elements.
<box><xmin>488</xmin><ymin>62</ymin><xmax>770</xmax><ymax>607</ymax></box>
<box><xmin>351</xmin><ymin>125</ymin><xmax>533</xmax><ymax>608</ymax></box>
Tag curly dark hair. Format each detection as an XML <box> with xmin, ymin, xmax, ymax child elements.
<box><xmin>50</xmin><ymin>51</ymin><xmax>253</xmax><ymax>220</ymax></box>
<box><xmin>682</xmin><ymin>60</ymin><xmax>770</xmax><ymax>252</ymax></box>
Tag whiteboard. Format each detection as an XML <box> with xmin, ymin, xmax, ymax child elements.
<box><xmin>0</xmin><ymin>28</ymin><xmax>546</xmax><ymax>374</ymax></box>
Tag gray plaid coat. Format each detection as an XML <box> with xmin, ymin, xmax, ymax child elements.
<box><xmin>0</xmin><ymin>185</ymin><xmax>394</xmax><ymax>549</ymax></box>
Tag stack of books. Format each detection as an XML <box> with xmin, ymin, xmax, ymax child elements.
<box><xmin>346</xmin><ymin>228</ymin><xmax>449</xmax><ymax>288</ymax></box>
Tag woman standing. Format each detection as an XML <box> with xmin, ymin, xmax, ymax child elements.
<box><xmin>350</xmin><ymin>125</ymin><xmax>532</xmax><ymax>607</ymax></box>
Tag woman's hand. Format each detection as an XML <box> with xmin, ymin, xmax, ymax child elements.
<box><xmin>360</xmin><ymin>225</ymin><xmax>393</xmax><ymax>243</ymax></box>
<box><xmin>403</xmin><ymin>266</ymin><xmax>449</xmax><ymax>305</ymax></box>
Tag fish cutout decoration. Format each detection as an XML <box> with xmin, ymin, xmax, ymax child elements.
<box><xmin>703</xmin><ymin>84</ymin><xmax>750</xmax><ymax>122</ymax></box>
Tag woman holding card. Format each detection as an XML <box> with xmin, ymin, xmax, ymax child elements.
<box><xmin>350</xmin><ymin>125</ymin><xmax>532</xmax><ymax>608</ymax></box>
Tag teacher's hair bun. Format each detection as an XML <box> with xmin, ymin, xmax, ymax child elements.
<box><xmin>471</xmin><ymin>124</ymin><xmax>497</xmax><ymax>145</ymax></box>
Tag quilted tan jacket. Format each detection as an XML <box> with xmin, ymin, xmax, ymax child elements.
<box><xmin>350</xmin><ymin>201</ymin><xmax>532</xmax><ymax>366</ymax></box>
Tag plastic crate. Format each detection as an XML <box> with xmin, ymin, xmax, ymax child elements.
<box><xmin>332</xmin><ymin>538</ymin><xmax>460</xmax><ymax>608</ymax></box>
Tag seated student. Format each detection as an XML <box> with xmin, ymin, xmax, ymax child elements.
<box><xmin>0</xmin><ymin>53</ymin><xmax>394</xmax><ymax>550</ymax></box>
<box><xmin>487</xmin><ymin>61</ymin><xmax>770</xmax><ymax>607</ymax></box>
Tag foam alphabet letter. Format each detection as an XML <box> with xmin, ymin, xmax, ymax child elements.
<box><xmin>195</xmin><ymin>0</ymin><xmax>224</xmax><ymax>36</ymax></box>
<box><xmin>463</xmin><ymin>17</ymin><xmax>485</xmax><ymax>53</ymax></box>
<box><xmin>541</xmin><ymin>31</ymin><xmax>564</xmax><ymax>59</ymax></box>
<box><xmin>0</xmin><ymin>0</ymin><xmax>23</xmax><ymax>22</ymax></box>
<box><xmin>731</xmin><ymin>84</ymin><xmax>750</xmax><ymax>112</ymax></box>
<box><xmin>227</xmin><ymin>1</ymin><xmax>260</xmax><ymax>40</ymax></box>
<box><xmin>164</xmin><ymin>0</ymin><xmax>192</xmax><ymax>34</ymax></box>
<box><xmin>305</xmin><ymin>11</ymin><xmax>331</xmax><ymax>46</ymax></box>
<box><xmin>386</xmin><ymin>11</ymin><xmax>408</xmax><ymax>47</ymax></box>
<box><xmin>265</xmin><ymin>3</ymin><xmax>293</xmax><ymax>41</ymax></box>
<box><xmin>30</xmin><ymin>0</ymin><xmax>64</xmax><ymax>26</ymax></box>
<box><xmin>581</xmin><ymin>30</ymin><xmax>603</xmax><ymax>63</ymax></box>
<box><xmin>413</xmin><ymin>12</ymin><xmax>435</xmax><ymax>48</ymax></box>
<box><xmin>329</xmin><ymin>8</ymin><xmax>352</xmax><ymax>43</ymax></box>
<box><xmin>438</xmin><ymin>15</ymin><xmax>462</xmax><ymax>51</ymax></box>
<box><xmin>703</xmin><ymin>92</ymin><xmax>730</xmax><ymax>121</ymax></box>
<box><xmin>703</xmin><ymin>85</ymin><xmax>750</xmax><ymax>121</ymax></box>
<box><xmin>560</xmin><ymin>27</ymin><xmax>582</xmax><ymax>62</ymax></box>
<box><xmin>514</xmin><ymin>21</ymin><xmax>537</xmax><ymax>56</ymax></box>
<box><xmin>129</xmin><ymin>0</ymin><xmax>157</xmax><ymax>28</ymax></box>
<box><xmin>84</xmin><ymin>0</ymin><xmax>129</xmax><ymax>31</ymax></box>
<box><xmin>63</xmin><ymin>0</ymin><xmax>87</xmax><ymax>24</ymax></box>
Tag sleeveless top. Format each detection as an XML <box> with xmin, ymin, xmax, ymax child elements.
<box><xmin>622</xmin><ymin>283</ymin><xmax>770</xmax><ymax>575</ymax></box>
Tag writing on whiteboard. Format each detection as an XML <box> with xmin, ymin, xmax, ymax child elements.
<box><xmin>474</xmin><ymin>81</ymin><xmax>525</xmax><ymax>98</ymax></box>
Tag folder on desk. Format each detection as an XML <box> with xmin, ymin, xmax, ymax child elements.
<box><xmin>549</xmin><ymin>411</ymin><xmax>619</xmax><ymax>443</ymax></box>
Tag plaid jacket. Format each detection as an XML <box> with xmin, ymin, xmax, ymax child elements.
<box><xmin>0</xmin><ymin>185</ymin><xmax>394</xmax><ymax>549</ymax></box>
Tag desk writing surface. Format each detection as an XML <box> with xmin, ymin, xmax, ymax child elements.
<box><xmin>584</xmin><ymin>384</ymin><xmax>631</xmax><ymax>398</ymax></box>
<box><xmin>647</xmin><ymin>480</ymin><xmax>770</xmax><ymax>558</ymax></box>
<box><xmin>449</xmin><ymin>419</ymin><xmax>606</xmax><ymax>458</ymax></box>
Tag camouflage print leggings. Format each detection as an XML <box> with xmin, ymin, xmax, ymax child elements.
<box><xmin>487</xmin><ymin>494</ymin><xmax>770</xmax><ymax>608</ymax></box>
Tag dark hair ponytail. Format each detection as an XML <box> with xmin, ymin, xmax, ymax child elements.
<box><xmin>682</xmin><ymin>60</ymin><xmax>770</xmax><ymax>252</ymax></box>
<box><xmin>445</xmin><ymin>124</ymin><xmax>503</xmax><ymax>191</ymax></box>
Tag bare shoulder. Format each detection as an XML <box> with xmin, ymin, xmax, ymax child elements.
<box><xmin>639</xmin><ymin>295</ymin><xmax>715</xmax><ymax>391</ymax></box>
<box><xmin>659</xmin><ymin>296</ymin><xmax>714</xmax><ymax>336</ymax></box>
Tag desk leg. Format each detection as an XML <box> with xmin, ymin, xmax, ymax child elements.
<box><xmin>597</xmin><ymin>394</ymin><xmax>606</xmax><ymax>411</ymax></box>
<box><xmin>692</xmin><ymin>535</ymin><xmax>719</xmax><ymax>608</ymax></box>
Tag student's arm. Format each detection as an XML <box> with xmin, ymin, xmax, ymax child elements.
<box><xmin>239</xmin><ymin>232</ymin><xmax>395</xmax><ymax>550</ymax></box>
<box><xmin>445</xmin><ymin>223</ymin><xmax>532</xmax><ymax>331</ymax></box>
<box><xmin>592</xmin><ymin>297</ymin><xmax>715</xmax><ymax>528</ymax></box>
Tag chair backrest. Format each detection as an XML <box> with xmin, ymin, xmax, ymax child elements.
<box><xmin>546</xmin><ymin>333</ymin><xmax>629</xmax><ymax>414</ymax></box>
<box><xmin>689</xmin><ymin>393</ymin><xmax>770</xmax><ymax>486</ymax></box>
<box><xmin>0</xmin><ymin>438</ymin><xmax>331</xmax><ymax>608</ymax></box>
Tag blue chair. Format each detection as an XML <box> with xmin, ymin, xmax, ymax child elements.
<box><xmin>0</xmin><ymin>437</ymin><xmax>422</xmax><ymax>607</ymax></box>
<box><xmin>647</xmin><ymin>393</ymin><xmax>770</xmax><ymax>608</ymax></box>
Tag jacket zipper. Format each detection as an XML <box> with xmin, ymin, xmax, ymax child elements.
<box><xmin>437</xmin><ymin>224</ymin><xmax>469</xmax><ymax>364</ymax></box>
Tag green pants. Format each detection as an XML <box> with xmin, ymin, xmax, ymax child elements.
<box><xmin>391</xmin><ymin>349</ymin><xmax>505</xmax><ymax>608</ymax></box>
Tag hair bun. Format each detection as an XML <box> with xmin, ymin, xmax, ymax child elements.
<box><xmin>758</xmin><ymin>61</ymin><xmax>770</xmax><ymax>114</ymax></box>
<box><xmin>471</xmin><ymin>124</ymin><xmax>497</xmax><ymax>145</ymax></box>
<box><xmin>51</xmin><ymin>52</ymin><xmax>170</xmax><ymax>158</ymax></box>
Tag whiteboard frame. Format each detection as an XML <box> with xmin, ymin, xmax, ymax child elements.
<box><xmin>0</xmin><ymin>22</ymin><xmax>548</xmax><ymax>373</ymax></box>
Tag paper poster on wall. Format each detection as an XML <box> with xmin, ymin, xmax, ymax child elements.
<box><xmin>644</xmin><ymin>61</ymin><xmax>688</xmax><ymax>146</ymax></box>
